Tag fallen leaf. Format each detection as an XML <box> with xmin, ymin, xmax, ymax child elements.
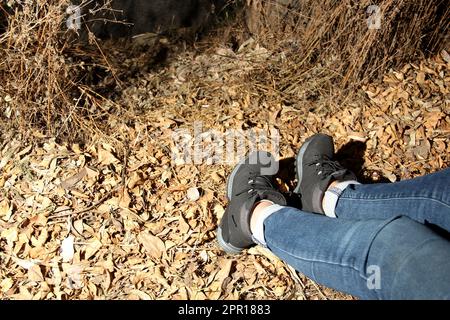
<box><xmin>119</xmin><ymin>188</ymin><xmax>131</xmax><ymax>208</ymax></box>
<box><xmin>12</xmin><ymin>256</ymin><xmax>37</xmax><ymax>270</ymax></box>
<box><xmin>0</xmin><ymin>199</ymin><xmax>13</xmax><ymax>221</ymax></box>
<box><xmin>129</xmin><ymin>289</ymin><xmax>152</xmax><ymax>300</ymax></box>
<box><xmin>178</xmin><ymin>215</ymin><xmax>190</xmax><ymax>234</ymax></box>
<box><xmin>213</xmin><ymin>204</ymin><xmax>225</xmax><ymax>220</ymax></box>
<box><xmin>1</xmin><ymin>227</ymin><xmax>18</xmax><ymax>247</ymax></box>
<box><xmin>85</xmin><ymin>239</ymin><xmax>102</xmax><ymax>260</ymax></box>
<box><xmin>127</xmin><ymin>172</ymin><xmax>143</xmax><ymax>189</ymax></box>
<box><xmin>60</xmin><ymin>168</ymin><xmax>87</xmax><ymax>189</ymax></box>
<box><xmin>138</xmin><ymin>232</ymin><xmax>166</xmax><ymax>259</ymax></box>
<box><xmin>423</xmin><ymin>111</ymin><xmax>444</xmax><ymax>131</ymax></box>
<box><xmin>348</xmin><ymin>132</ymin><xmax>368</xmax><ymax>143</ymax></box>
<box><xmin>31</xmin><ymin>228</ymin><xmax>48</xmax><ymax>248</ymax></box>
<box><xmin>73</xmin><ymin>220</ymin><xmax>84</xmax><ymax>235</ymax></box>
<box><xmin>416</xmin><ymin>71</ymin><xmax>426</xmax><ymax>84</ymax></box>
<box><xmin>208</xmin><ymin>259</ymin><xmax>232</xmax><ymax>299</ymax></box>
<box><xmin>98</xmin><ymin>147</ymin><xmax>119</xmax><ymax>166</ymax></box>
<box><xmin>63</xmin><ymin>263</ymin><xmax>84</xmax><ymax>289</ymax></box>
<box><xmin>440</xmin><ymin>50</ymin><xmax>450</xmax><ymax>64</ymax></box>
<box><xmin>28</xmin><ymin>264</ymin><xmax>44</xmax><ymax>282</ymax></box>
<box><xmin>0</xmin><ymin>278</ymin><xmax>13</xmax><ymax>293</ymax></box>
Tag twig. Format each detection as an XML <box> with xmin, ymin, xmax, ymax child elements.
<box><xmin>312</xmin><ymin>281</ymin><xmax>328</xmax><ymax>300</ymax></box>
<box><xmin>48</xmin><ymin>185</ymin><xmax>120</xmax><ymax>220</ymax></box>
<box><xmin>68</xmin><ymin>216</ymin><xmax>86</xmax><ymax>240</ymax></box>
<box><xmin>122</xmin><ymin>141</ymin><xmax>129</xmax><ymax>187</ymax></box>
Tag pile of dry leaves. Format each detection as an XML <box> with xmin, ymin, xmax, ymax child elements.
<box><xmin>0</xmin><ymin>38</ymin><xmax>448</xmax><ymax>299</ymax></box>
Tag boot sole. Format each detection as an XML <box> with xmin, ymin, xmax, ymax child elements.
<box><xmin>216</xmin><ymin>227</ymin><xmax>244</xmax><ymax>254</ymax></box>
<box><xmin>293</xmin><ymin>137</ymin><xmax>314</xmax><ymax>194</ymax></box>
<box><xmin>221</xmin><ymin>151</ymin><xmax>270</xmax><ymax>254</ymax></box>
<box><xmin>220</xmin><ymin>156</ymin><xmax>249</xmax><ymax>254</ymax></box>
<box><xmin>226</xmin><ymin>158</ymin><xmax>244</xmax><ymax>200</ymax></box>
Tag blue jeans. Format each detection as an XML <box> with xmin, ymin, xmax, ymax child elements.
<box><xmin>264</xmin><ymin>168</ymin><xmax>450</xmax><ymax>299</ymax></box>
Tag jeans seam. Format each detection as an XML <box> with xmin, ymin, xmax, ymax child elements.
<box><xmin>338</xmin><ymin>196</ymin><xmax>450</xmax><ymax>210</ymax></box>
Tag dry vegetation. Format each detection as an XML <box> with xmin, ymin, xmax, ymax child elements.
<box><xmin>0</xmin><ymin>0</ymin><xmax>449</xmax><ymax>300</ymax></box>
<box><xmin>247</xmin><ymin>0</ymin><xmax>449</xmax><ymax>86</ymax></box>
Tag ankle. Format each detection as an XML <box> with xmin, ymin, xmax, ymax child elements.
<box><xmin>250</xmin><ymin>200</ymin><xmax>274</xmax><ymax>233</ymax></box>
<box><xmin>322</xmin><ymin>179</ymin><xmax>360</xmax><ymax>217</ymax></box>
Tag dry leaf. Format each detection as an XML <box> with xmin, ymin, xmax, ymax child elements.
<box><xmin>416</xmin><ymin>71</ymin><xmax>426</xmax><ymax>84</ymax></box>
<box><xmin>208</xmin><ymin>259</ymin><xmax>232</xmax><ymax>299</ymax></box>
<box><xmin>28</xmin><ymin>264</ymin><xmax>44</xmax><ymax>282</ymax></box>
<box><xmin>213</xmin><ymin>204</ymin><xmax>225</xmax><ymax>220</ymax></box>
<box><xmin>119</xmin><ymin>188</ymin><xmax>132</xmax><ymax>208</ymax></box>
<box><xmin>73</xmin><ymin>220</ymin><xmax>84</xmax><ymax>235</ymax></box>
<box><xmin>178</xmin><ymin>215</ymin><xmax>190</xmax><ymax>234</ymax></box>
<box><xmin>98</xmin><ymin>147</ymin><xmax>119</xmax><ymax>166</ymax></box>
<box><xmin>424</xmin><ymin>111</ymin><xmax>444</xmax><ymax>131</ymax></box>
<box><xmin>348</xmin><ymin>132</ymin><xmax>368</xmax><ymax>143</ymax></box>
<box><xmin>85</xmin><ymin>239</ymin><xmax>102</xmax><ymax>260</ymax></box>
<box><xmin>60</xmin><ymin>168</ymin><xmax>87</xmax><ymax>189</ymax></box>
<box><xmin>128</xmin><ymin>172</ymin><xmax>143</xmax><ymax>189</ymax></box>
<box><xmin>138</xmin><ymin>232</ymin><xmax>166</xmax><ymax>259</ymax></box>
<box><xmin>63</xmin><ymin>264</ymin><xmax>84</xmax><ymax>289</ymax></box>
<box><xmin>0</xmin><ymin>199</ymin><xmax>13</xmax><ymax>221</ymax></box>
<box><xmin>1</xmin><ymin>227</ymin><xmax>18</xmax><ymax>247</ymax></box>
<box><xmin>12</xmin><ymin>257</ymin><xmax>37</xmax><ymax>270</ymax></box>
<box><xmin>1</xmin><ymin>278</ymin><xmax>13</xmax><ymax>293</ymax></box>
<box><xmin>129</xmin><ymin>289</ymin><xmax>152</xmax><ymax>300</ymax></box>
<box><xmin>441</xmin><ymin>50</ymin><xmax>450</xmax><ymax>63</ymax></box>
<box><xmin>161</xmin><ymin>170</ymin><xmax>172</xmax><ymax>182</ymax></box>
<box><xmin>31</xmin><ymin>228</ymin><xmax>48</xmax><ymax>248</ymax></box>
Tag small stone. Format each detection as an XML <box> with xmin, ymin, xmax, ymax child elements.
<box><xmin>187</xmin><ymin>187</ymin><xmax>200</xmax><ymax>202</ymax></box>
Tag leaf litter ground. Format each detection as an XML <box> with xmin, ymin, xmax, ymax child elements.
<box><xmin>0</xmin><ymin>39</ymin><xmax>449</xmax><ymax>300</ymax></box>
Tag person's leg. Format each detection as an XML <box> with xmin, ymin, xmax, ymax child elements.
<box><xmin>293</xmin><ymin>133</ymin><xmax>450</xmax><ymax>231</ymax></box>
<box><xmin>334</xmin><ymin>168</ymin><xmax>450</xmax><ymax>232</ymax></box>
<box><xmin>218</xmin><ymin>149</ymin><xmax>450</xmax><ymax>299</ymax></box>
<box><xmin>259</xmin><ymin>205</ymin><xmax>450</xmax><ymax>299</ymax></box>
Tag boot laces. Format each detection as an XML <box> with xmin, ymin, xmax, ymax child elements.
<box><xmin>307</xmin><ymin>155</ymin><xmax>344</xmax><ymax>179</ymax></box>
<box><xmin>236</xmin><ymin>173</ymin><xmax>276</xmax><ymax>197</ymax></box>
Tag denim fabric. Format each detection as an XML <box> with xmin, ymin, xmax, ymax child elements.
<box><xmin>264</xmin><ymin>211</ymin><xmax>450</xmax><ymax>299</ymax></box>
<box><xmin>336</xmin><ymin>168</ymin><xmax>450</xmax><ymax>232</ymax></box>
<box><xmin>262</xmin><ymin>169</ymin><xmax>450</xmax><ymax>299</ymax></box>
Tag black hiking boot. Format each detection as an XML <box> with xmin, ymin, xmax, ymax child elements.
<box><xmin>217</xmin><ymin>151</ymin><xmax>286</xmax><ymax>254</ymax></box>
<box><xmin>293</xmin><ymin>134</ymin><xmax>356</xmax><ymax>214</ymax></box>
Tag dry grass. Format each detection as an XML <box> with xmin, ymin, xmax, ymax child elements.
<box><xmin>246</xmin><ymin>0</ymin><xmax>449</xmax><ymax>89</ymax></box>
<box><xmin>0</xmin><ymin>0</ymin><xmax>125</xmax><ymax>141</ymax></box>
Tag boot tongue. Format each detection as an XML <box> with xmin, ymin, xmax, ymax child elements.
<box><xmin>332</xmin><ymin>169</ymin><xmax>357</xmax><ymax>181</ymax></box>
<box><xmin>252</xmin><ymin>175</ymin><xmax>274</xmax><ymax>188</ymax></box>
<box><xmin>320</xmin><ymin>169</ymin><xmax>357</xmax><ymax>191</ymax></box>
<box><xmin>255</xmin><ymin>189</ymin><xmax>287</xmax><ymax>206</ymax></box>
<box><xmin>330</xmin><ymin>169</ymin><xmax>350</xmax><ymax>180</ymax></box>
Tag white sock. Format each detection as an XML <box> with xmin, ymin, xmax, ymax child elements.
<box><xmin>322</xmin><ymin>180</ymin><xmax>360</xmax><ymax>218</ymax></box>
<box><xmin>250</xmin><ymin>202</ymin><xmax>285</xmax><ymax>247</ymax></box>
